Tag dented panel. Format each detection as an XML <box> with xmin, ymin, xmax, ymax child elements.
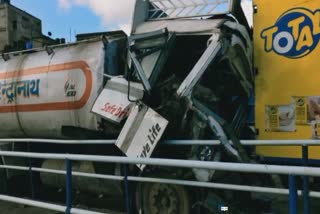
<box><xmin>92</xmin><ymin>77</ymin><xmax>144</xmax><ymax>123</ymax></box>
<box><xmin>116</xmin><ymin>103</ymin><xmax>168</xmax><ymax>170</ymax></box>
<box><xmin>133</xmin><ymin>19</ymin><xmax>223</xmax><ymax>35</ymax></box>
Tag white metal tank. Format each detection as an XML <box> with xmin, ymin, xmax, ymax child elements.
<box><xmin>0</xmin><ymin>38</ymin><xmax>120</xmax><ymax>138</ymax></box>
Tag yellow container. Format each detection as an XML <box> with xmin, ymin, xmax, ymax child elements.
<box><xmin>254</xmin><ymin>0</ymin><xmax>320</xmax><ymax>160</ymax></box>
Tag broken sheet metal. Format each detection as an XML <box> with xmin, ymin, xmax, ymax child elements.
<box><xmin>115</xmin><ymin>103</ymin><xmax>168</xmax><ymax>170</ymax></box>
<box><xmin>91</xmin><ymin>77</ymin><xmax>144</xmax><ymax>123</ymax></box>
<box><xmin>177</xmin><ymin>22</ymin><xmax>254</xmax><ymax>98</ymax></box>
<box><xmin>192</xmin><ymin>98</ymin><xmax>248</xmax><ymax>163</ymax></box>
<box><xmin>177</xmin><ymin>34</ymin><xmax>221</xmax><ymax>98</ymax></box>
<box><xmin>224</xmin><ymin>21</ymin><xmax>254</xmax><ymax>92</ymax></box>
<box><xmin>129</xmin><ymin>51</ymin><xmax>153</xmax><ymax>93</ymax></box>
<box><xmin>132</xmin><ymin>0</ymin><xmax>244</xmax><ymax>36</ymax></box>
<box><xmin>129</xmin><ymin>29</ymin><xmax>176</xmax><ymax>92</ymax></box>
<box><xmin>147</xmin><ymin>0</ymin><xmax>233</xmax><ymax>20</ymax></box>
<box><xmin>133</xmin><ymin>19</ymin><xmax>223</xmax><ymax>35</ymax></box>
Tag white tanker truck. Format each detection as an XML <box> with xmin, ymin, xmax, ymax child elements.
<box><xmin>0</xmin><ymin>0</ymin><xmax>257</xmax><ymax>213</ymax></box>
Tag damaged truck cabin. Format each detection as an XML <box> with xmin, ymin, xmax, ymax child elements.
<box><xmin>111</xmin><ymin>0</ymin><xmax>254</xmax><ymax>164</ymax></box>
<box><xmin>97</xmin><ymin>1</ymin><xmax>256</xmax><ymax>213</ymax></box>
<box><xmin>93</xmin><ymin>0</ymin><xmax>256</xmax><ymax>212</ymax></box>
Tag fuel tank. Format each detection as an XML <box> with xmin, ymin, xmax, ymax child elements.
<box><xmin>0</xmin><ymin>36</ymin><xmax>126</xmax><ymax>138</ymax></box>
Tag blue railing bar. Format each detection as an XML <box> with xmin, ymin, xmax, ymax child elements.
<box><xmin>289</xmin><ymin>175</ymin><xmax>298</xmax><ymax>214</ymax></box>
<box><xmin>28</xmin><ymin>159</ymin><xmax>35</xmax><ymax>199</ymax></box>
<box><xmin>0</xmin><ymin>194</ymin><xmax>105</xmax><ymax>214</ymax></box>
<box><xmin>302</xmin><ymin>145</ymin><xmax>310</xmax><ymax>214</ymax></box>
<box><xmin>123</xmin><ymin>165</ymin><xmax>131</xmax><ymax>214</ymax></box>
<box><xmin>1</xmin><ymin>151</ymin><xmax>320</xmax><ymax>177</ymax></box>
<box><xmin>2</xmin><ymin>163</ymin><xmax>320</xmax><ymax>198</ymax></box>
<box><xmin>66</xmin><ymin>159</ymin><xmax>72</xmax><ymax>214</ymax></box>
<box><xmin>27</xmin><ymin>143</ymin><xmax>35</xmax><ymax>199</ymax></box>
<box><xmin>1</xmin><ymin>138</ymin><xmax>320</xmax><ymax>146</ymax></box>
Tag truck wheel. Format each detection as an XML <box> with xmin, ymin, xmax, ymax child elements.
<box><xmin>136</xmin><ymin>182</ymin><xmax>190</xmax><ymax>214</ymax></box>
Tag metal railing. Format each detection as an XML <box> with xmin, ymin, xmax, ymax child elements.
<box><xmin>1</xmin><ymin>138</ymin><xmax>320</xmax><ymax>146</ymax></box>
<box><xmin>0</xmin><ymin>195</ymin><xmax>103</xmax><ymax>214</ymax></box>
<box><xmin>0</xmin><ymin>139</ymin><xmax>319</xmax><ymax>213</ymax></box>
<box><xmin>0</xmin><ymin>139</ymin><xmax>318</xmax><ymax>214</ymax></box>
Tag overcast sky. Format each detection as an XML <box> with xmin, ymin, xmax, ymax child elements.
<box><xmin>11</xmin><ymin>0</ymin><xmax>252</xmax><ymax>41</ymax></box>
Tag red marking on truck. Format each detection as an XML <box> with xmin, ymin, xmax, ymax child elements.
<box><xmin>101</xmin><ymin>102</ymin><xmax>130</xmax><ymax>119</ymax></box>
<box><xmin>0</xmin><ymin>61</ymin><xmax>92</xmax><ymax>112</ymax></box>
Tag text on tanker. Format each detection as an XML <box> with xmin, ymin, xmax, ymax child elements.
<box><xmin>1</xmin><ymin>79</ymin><xmax>40</xmax><ymax>103</ymax></box>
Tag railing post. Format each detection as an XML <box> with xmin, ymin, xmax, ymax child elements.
<box><xmin>289</xmin><ymin>175</ymin><xmax>298</xmax><ymax>214</ymax></box>
<box><xmin>66</xmin><ymin>159</ymin><xmax>72</xmax><ymax>214</ymax></box>
<box><xmin>302</xmin><ymin>145</ymin><xmax>310</xmax><ymax>214</ymax></box>
<box><xmin>123</xmin><ymin>164</ymin><xmax>131</xmax><ymax>214</ymax></box>
<box><xmin>27</xmin><ymin>143</ymin><xmax>35</xmax><ymax>199</ymax></box>
<box><xmin>28</xmin><ymin>159</ymin><xmax>35</xmax><ymax>199</ymax></box>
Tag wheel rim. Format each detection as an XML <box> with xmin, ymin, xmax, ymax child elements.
<box><xmin>150</xmin><ymin>183</ymin><xmax>178</xmax><ymax>214</ymax></box>
<box><xmin>140</xmin><ymin>182</ymin><xmax>190</xmax><ymax>214</ymax></box>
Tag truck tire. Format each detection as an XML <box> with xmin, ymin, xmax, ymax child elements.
<box><xmin>136</xmin><ymin>182</ymin><xmax>190</xmax><ymax>214</ymax></box>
